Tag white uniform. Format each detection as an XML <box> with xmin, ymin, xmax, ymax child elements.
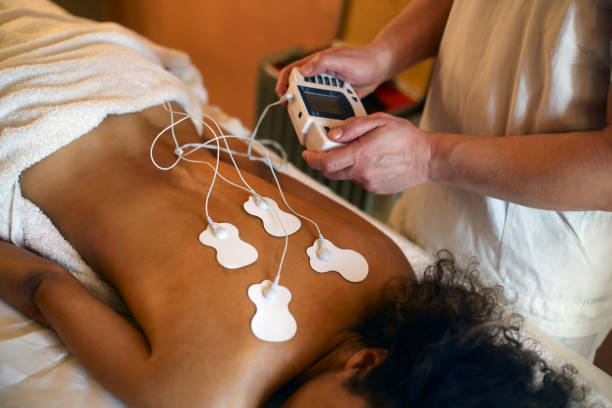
<box><xmin>389</xmin><ymin>0</ymin><xmax>612</xmax><ymax>360</ymax></box>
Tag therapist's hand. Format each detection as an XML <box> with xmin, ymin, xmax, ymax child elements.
<box><xmin>275</xmin><ymin>45</ymin><xmax>391</xmax><ymax>99</ymax></box>
<box><xmin>303</xmin><ymin>113</ymin><xmax>433</xmax><ymax>194</ymax></box>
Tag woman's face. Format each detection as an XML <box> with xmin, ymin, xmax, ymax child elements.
<box><xmin>281</xmin><ymin>370</ymin><xmax>368</xmax><ymax>408</ymax></box>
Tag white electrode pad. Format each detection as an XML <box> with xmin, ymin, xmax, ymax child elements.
<box><xmin>243</xmin><ymin>196</ymin><xmax>301</xmax><ymax>237</ymax></box>
<box><xmin>248</xmin><ymin>280</ymin><xmax>297</xmax><ymax>342</ymax></box>
<box><xmin>306</xmin><ymin>238</ymin><xmax>368</xmax><ymax>282</ymax></box>
<box><xmin>199</xmin><ymin>222</ymin><xmax>258</xmax><ymax>269</ymax></box>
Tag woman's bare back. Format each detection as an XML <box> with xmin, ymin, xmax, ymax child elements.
<box><xmin>19</xmin><ymin>105</ymin><xmax>413</xmax><ymax>407</ymax></box>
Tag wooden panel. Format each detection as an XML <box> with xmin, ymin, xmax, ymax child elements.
<box><xmin>104</xmin><ymin>0</ymin><xmax>343</xmax><ymax>127</ymax></box>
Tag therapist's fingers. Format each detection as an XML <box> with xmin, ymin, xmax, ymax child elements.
<box><xmin>299</xmin><ymin>50</ymin><xmax>353</xmax><ymax>80</ymax></box>
<box><xmin>276</xmin><ymin>49</ymin><xmax>348</xmax><ymax>98</ymax></box>
<box><xmin>276</xmin><ymin>46</ymin><xmax>378</xmax><ymax>99</ymax></box>
<box><xmin>275</xmin><ymin>55</ymin><xmax>314</xmax><ymax>98</ymax></box>
<box><xmin>329</xmin><ymin>113</ymin><xmax>387</xmax><ymax>143</ymax></box>
<box><xmin>302</xmin><ymin>144</ymin><xmax>357</xmax><ymax>174</ymax></box>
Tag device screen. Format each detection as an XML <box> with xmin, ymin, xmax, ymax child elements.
<box><xmin>298</xmin><ymin>86</ymin><xmax>354</xmax><ymax>120</ymax></box>
<box><xmin>305</xmin><ymin>92</ymin><xmax>345</xmax><ymax>115</ymax></box>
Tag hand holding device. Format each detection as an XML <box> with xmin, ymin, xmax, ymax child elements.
<box><xmin>302</xmin><ymin>112</ymin><xmax>432</xmax><ymax>195</ymax></box>
<box><xmin>275</xmin><ymin>45</ymin><xmax>387</xmax><ymax>99</ymax></box>
<box><xmin>285</xmin><ymin>67</ymin><xmax>367</xmax><ymax>152</ymax></box>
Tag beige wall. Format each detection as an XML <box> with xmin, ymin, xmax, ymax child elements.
<box><xmin>54</xmin><ymin>1</ymin><xmax>428</xmax><ymax>126</ymax></box>
<box><xmin>104</xmin><ymin>1</ymin><xmax>343</xmax><ymax>128</ymax></box>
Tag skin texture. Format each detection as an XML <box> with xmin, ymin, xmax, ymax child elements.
<box><xmin>275</xmin><ymin>0</ymin><xmax>612</xmax><ymax>211</ymax></box>
<box><xmin>0</xmin><ymin>104</ymin><xmax>412</xmax><ymax>408</ymax></box>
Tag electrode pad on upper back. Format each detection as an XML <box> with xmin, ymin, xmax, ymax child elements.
<box><xmin>307</xmin><ymin>238</ymin><xmax>368</xmax><ymax>282</ymax></box>
<box><xmin>243</xmin><ymin>196</ymin><xmax>301</xmax><ymax>237</ymax></box>
<box><xmin>248</xmin><ymin>280</ymin><xmax>297</xmax><ymax>342</ymax></box>
<box><xmin>199</xmin><ymin>222</ymin><xmax>258</xmax><ymax>269</ymax></box>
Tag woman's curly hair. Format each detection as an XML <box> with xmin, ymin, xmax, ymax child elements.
<box><xmin>346</xmin><ymin>251</ymin><xmax>586</xmax><ymax>408</ymax></box>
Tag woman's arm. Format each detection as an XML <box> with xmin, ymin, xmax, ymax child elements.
<box><xmin>0</xmin><ymin>240</ymin><xmax>61</xmax><ymax>325</ymax></box>
<box><xmin>0</xmin><ymin>240</ymin><xmax>154</xmax><ymax>407</ymax></box>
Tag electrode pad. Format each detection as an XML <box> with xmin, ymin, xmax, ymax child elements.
<box><xmin>307</xmin><ymin>238</ymin><xmax>368</xmax><ymax>282</ymax></box>
<box><xmin>248</xmin><ymin>280</ymin><xmax>297</xmax><ymax>342</ymax></box>
<box><xmin>243</xmin><ymin>196</ymin><xmax>301</xmax><ymax>237</ymax></box>
<box><xmin>199</xmin><ymin>223</ymin><xmax>258</xmax><ymax>269</ymax></box>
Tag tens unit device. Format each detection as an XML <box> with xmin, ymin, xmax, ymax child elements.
<box><xmin>286</xmin><ymin>67</ymin><xmax>366</xmax><ymax>152</ymax></box>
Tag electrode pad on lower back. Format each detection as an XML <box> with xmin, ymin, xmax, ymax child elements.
<box><xmin>243</xmin><ymin>196</ymin><xmax>301</xmax><ymax>237</ymax></box>
<box><xmin>307</xmin><ymin>238</ymin><xmax>368</xmax><ymax>282</ymax></box>
<box><xmin>248</xmin><ymin>280</ymin><xmax>297</xmax><ymax>342</ymax></box>
<box><xmin>199</xmin><ymin>222</ymin><xmax>258</xmax><ymax>269</ymax></box>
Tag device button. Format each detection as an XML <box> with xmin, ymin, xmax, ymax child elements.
<box><xmin>352</xmin><ymin>97</ymin><xmax>359</xmax><ymax>102</ymax></box>
<box><xmin>339</xmin><ymin>79</ymin><xmax>344</xmax><ymax>87</ymax></box>
<box><xmin>331</xmin><ymin>78</ymin><xmax>337</xmax><ymax>87</ymax></box>
<box><xmin>324</xmin><ymin>77</ymin><xmax>330</xmax><ymax>85</ymax></box>
<box><xmin>298</xmin><ymin>111</ymin><xmax>302</xmax><ymax>119</ymax></box>
<box><xmin>347</xmin><ymin>88</ymin><xmax>353</xmax><ymax>94</ymax></box>
<box><xmin>316</xmin><ymin>75</ymin><xmax>323</xmax><ymax>84</ymax></box>
<box><xmin>324</xmin><ymin>126</ymin><xmax>331</xmax><ymax>134</ymax></box>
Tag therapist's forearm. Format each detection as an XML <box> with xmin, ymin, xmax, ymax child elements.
<box><xmin>429</xmin><ymin>129</ymin><xmax>612</xmax><ymax>211</ymax></box>
<box><xmin>368</xmin><ymin>0</ymin><xmax>454</xmax><ymax>80</ymax></box>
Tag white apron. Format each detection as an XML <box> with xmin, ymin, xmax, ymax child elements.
<box><xmin>390</xmin><ymin>0</ymin><xmax>612</xmax><ymax>360</ymax></box>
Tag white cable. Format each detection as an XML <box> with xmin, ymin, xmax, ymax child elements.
<box><xmin>182</xmin><ymin>157</ymin><xmax>251</xmax><ymax>193</ymax></box>
<box><xmin>153</xmin><ymin>107</ymin><xmax>289</xmax><ymax>285</ymax></box>
<box><xmin>177</xmin><ymin>133</ymin><xmax>324</xmax><ymax>240</ymax></box>
<box><xmin>179</xmin><ymin>120</ymin><xmax>289</xmax><ymax>285</ymax></box>
<box><xmin>202</xmin><ymin>116</ymin><xmax>221</xmax><ymax>228</ymax></box>
<box><xmin>201</xmin><ymin>111</ymin><xmax>257</xmax><ymax>197</ymax></box>
<box><xmin>151</xmin><ymin>99</ymin><xmax>323</xmax><ymax>289</ymax></box>
<box><xmin>164</xmin><ymin>103</ymin><xmax>289</xmax><ymax>169</ymax></box>
<box><xmin>177</xmin><ymin>140</ymin><xmax>286</xmax><ymax>168</ymax></box>
<box><xmin>149</xmin><ymin>114</ymin><xmax>192</xmax><ymax>171</ymax></box>
<box><xmin>168</xmin><ymin>102</ymin><xmax>180</xmax><ymax>149</ymax></box>
<box><xmin>247</xmin><ymin>99</ymin><xmax>284</xmax><ymax>160</ymax></box>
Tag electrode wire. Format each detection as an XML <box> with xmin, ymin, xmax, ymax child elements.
<box><xmin>247</xmin><ymin>99</ymin><xmax>285</xmax><ymax>161</ymax></box>
<box><xmin>149</xmin><ymin>114</ymin><xmax>192</xmax><ymax>170</ymax></box>
<box><xmin>163</xmin><ymin>102</ymin><xmax>289</xmax><ymax>169</ymax></box>
<box><xmin>163</xmin><ymin>98</ymin><xmax>323</xmax><ymax>240</ymax></box>
<box><xmin>153</xmin><ymin>105</ymin><xmax>289</xmax><ymax>286</ymax></box>
<box><xmin>151</xmin><ymin>102</ymin><xmax>326</xmax><ymax>287</ymax></box>
<box><xmin>176</xmin><ymin>132</ymin><xmax>324</xmax><ymax>240</ymax></box>
<box><xmin>180</xmin><ymin>118</ymin><xmax>289</xmax><ymax>285</ymax></box>
<box><xmin>203</xmin><ymin>115</ymin><xmax>221</xmax><ymax>227</ymax></box>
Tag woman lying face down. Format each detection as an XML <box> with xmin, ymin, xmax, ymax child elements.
<box><xmin>0</xmin><ymin>106</ymin><xmax>582</xmax><ymax>408</ymax></box>
<box><xmin>268</xmin><ymin>253</ymin><xmax>584</xmax><ymax>408</ymax></box>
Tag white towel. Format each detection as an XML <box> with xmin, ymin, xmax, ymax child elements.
<box><xmin>0</xmin><ymin>0</ymin><xmax>208</xmax><ymax>313</ymax></box>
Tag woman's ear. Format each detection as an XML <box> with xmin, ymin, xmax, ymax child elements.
<box><xmin>345</xmin><ymin>348</ymin><xmax>388</xmax><ymax>373</ymax></box>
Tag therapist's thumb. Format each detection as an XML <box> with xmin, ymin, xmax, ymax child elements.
<box><xmin>329</xmin><ymin>115</ymin><xmax>385</xmax><ymax>143</ymax></box>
